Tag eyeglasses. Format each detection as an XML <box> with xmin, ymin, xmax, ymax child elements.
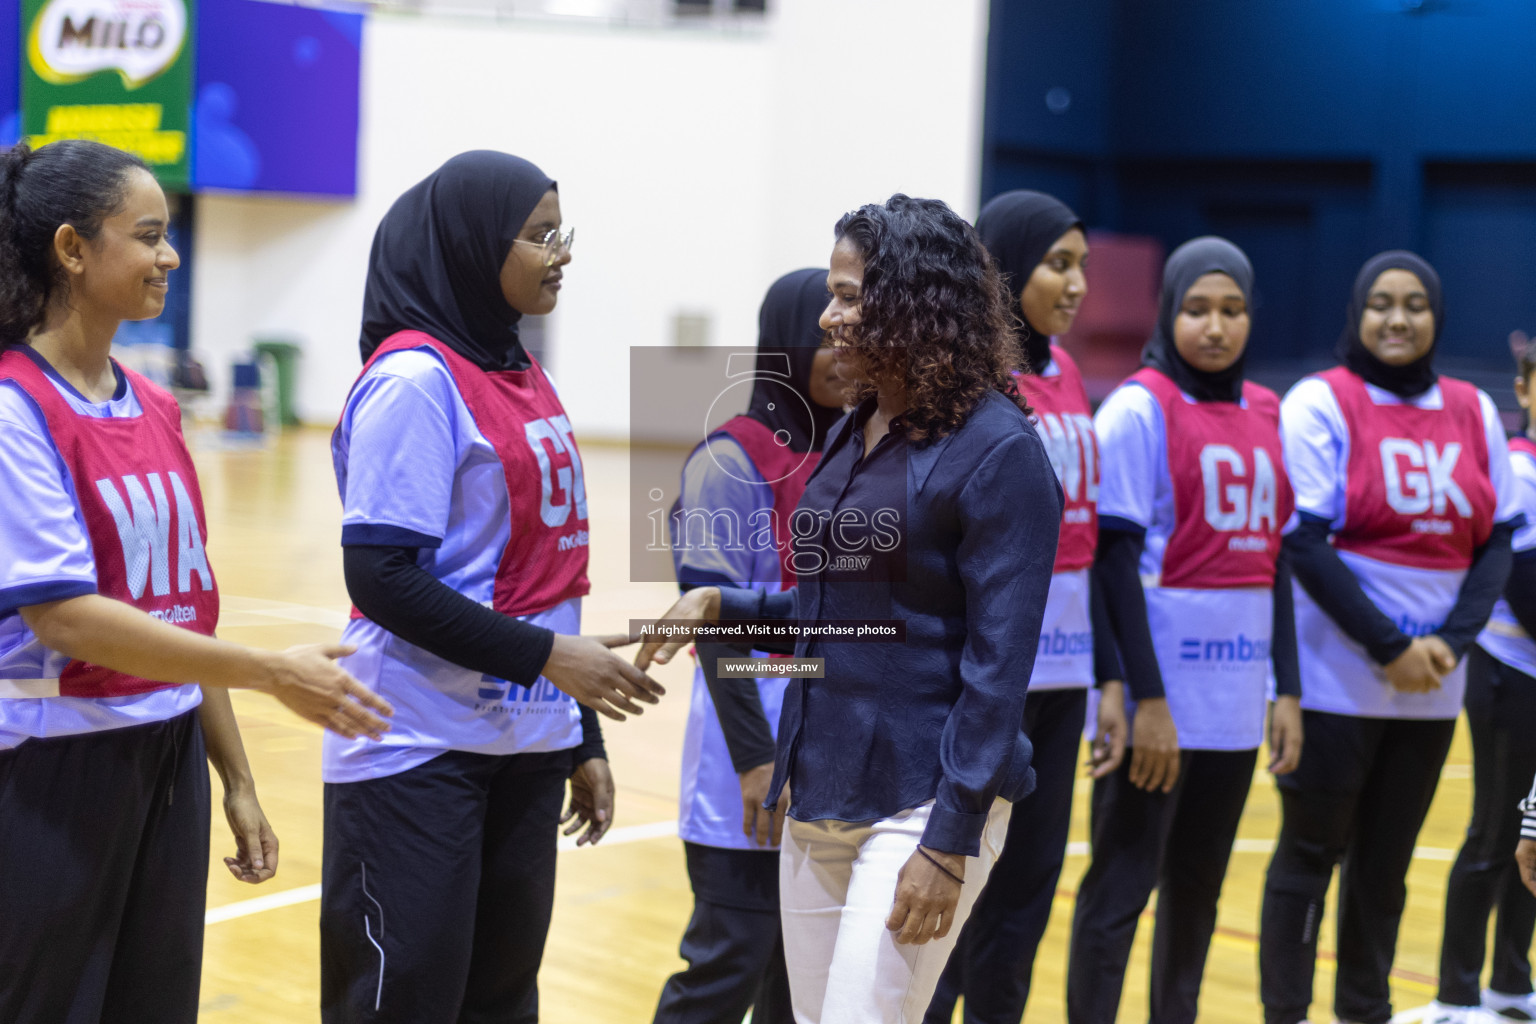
<box><xmin>514</xmin><ymin>227</ymin><xmax>574</xmax><ymax>268</ymax></box>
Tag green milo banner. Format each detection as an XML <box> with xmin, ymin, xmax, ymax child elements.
<box><xmin>21</xmin><ymin>0</ymin><xmax>196</xmax><ymax>189</ymax></box>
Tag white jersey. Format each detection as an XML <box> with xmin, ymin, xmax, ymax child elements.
<box><xmin>1090</xmin><ymin>376</ymin><xmax>1283</xmax><ymax>750</ymax></box>
<box><xmin>325</xmin><ymin>347</ymin><xmax>582</xmax><ymax>783</ymax></box>
<box><xmin>1283</xmin><ymin>375</ymin><xmax>1519</xmax><ymax>719</ymax></box>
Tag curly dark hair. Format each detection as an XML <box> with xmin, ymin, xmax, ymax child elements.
<box><xmin>831</xmin><ymin>194</ymin><xmax>1025</xmax><ymax>443</ymax></box>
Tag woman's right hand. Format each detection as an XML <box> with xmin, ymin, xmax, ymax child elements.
<box><xmin>542</xmin><ymin>635</ymin><xmax>666</xmax><ymax>722</ymax></box>
<box><xmin>1383</xmin><ymin>637</ymin><xmax>1445</xmax><ymax>694</ymax></box>
<box><xmin>1129</xmin><ymin>696</ymin><xmax>1180</xmax><ymax>793</ymax></box>
<box><xmin>260</xmin><ymin>643</ymin><xmax>394</xmax><ymax>740</ymax></box>
<box><xmin>634</xmin><ymin>587</ymin><xmax>723</xmax><ymax>671</ymax></box>
<box><xmin>740</xmin><ymin>763</ymin><xmax>788</xmax><ymax>847</ymax></box>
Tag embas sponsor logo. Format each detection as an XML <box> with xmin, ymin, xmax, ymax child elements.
<box><xmin>1392</xmin><ymin>613</ymin><xmax>1443</xmax><ymax>638</ymax></box>
<box><xmin>29</xmin><ymin>0</ymin><xmax>187</xmax><ymax>88</ymax></box>
<box><xmin>1178</xmin><ymin>634</ymin><xmax>1270</xmax><ymax>663</ymax></box>
<box><xmin>1038</xmin><ymin>628</ymin><xmax>1093</xmax><ymax>657</ymax></box>
<box><xmin>478</xmin><ymin>675</ymin><xmax>573</xmax><ymax>706</ymax></box>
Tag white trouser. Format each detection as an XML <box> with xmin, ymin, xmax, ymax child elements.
<box><xmin>778</xmin><ymin>799</ymin><xmax>1012</xmax><ymax>1024</ymax></box>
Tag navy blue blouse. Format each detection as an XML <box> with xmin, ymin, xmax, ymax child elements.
<box><xmin>718</xmin><ymin>390</ymin><xmax>1063</xmax><ymax>856</ymax></box>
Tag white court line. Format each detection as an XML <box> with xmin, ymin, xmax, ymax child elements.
<box><xmin>206</xmin><ymin>882</ymin><xmax>323</xmax><ymax>924</ymax></box>
<box><xmin>204</xmin><ymin>819</ymin><xmax>679</xmax><ymax>926</ymax></box>
<box><xmin>218</xmin><ymin>596</ymin><xmax>351</xmax><ymax>631</ymax></box>
<box><xmin>1391</xmin><ymin>1005</ymin><xmax>1432</xmax><ymax>1022</ymax></box>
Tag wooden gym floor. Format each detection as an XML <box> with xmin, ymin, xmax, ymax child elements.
<box><xmin>189</xmin><ymin>428</ymin><xmax>1480</xmax><ymax>1023</ymax></box>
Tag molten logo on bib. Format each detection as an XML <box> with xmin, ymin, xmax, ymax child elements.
<box><xmin>28</xmin><ymin>0</ymin><xmax>186</xmax><ymax>88</ymax></box>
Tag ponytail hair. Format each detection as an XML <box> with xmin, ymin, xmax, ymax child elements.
<box><xmin>0</xmin><ymin>140</ymin><xmax>150</xmax><ymax>343</ymax></box>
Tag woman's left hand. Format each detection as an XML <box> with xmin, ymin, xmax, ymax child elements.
<box><xmin>563</xmin><ymin>757</ymin><xmax>615</xmax><ymax>846</ymax></box>
<box><xmin>222</xmin><ymin>788</ymin><xmax>278</xmax><ymax>884</ymax></box>
<box><xmin>1423</xmin><ymin>634</ymin><xmax>1459</xmax><ymax>677</ymax></box>
<box><xmin>1267</xmin><ymin>695</ymin><xmax>1304</xmax><ymax>775</ymax></box>
<box><xmin>886</xmin><ymin>847</ymin><xmax>964</xmax><ymax>945</ymax></box>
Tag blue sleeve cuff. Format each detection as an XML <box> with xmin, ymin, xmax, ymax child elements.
<box><xmin>677</xmin><ymin>568</ymin><xmax>741</xmax><ymax>592</ymax></box>
<box><xmin>1098</xmin><ymin>515</ymin><xmax>1147</xmax><ymax>537</ymax></box>
<box><xmin>717</xmin><ymin>585</ymin><xmax>765</xmax><ymax>621</ymax></box>
<box><xmin>0</xmin><ymin>578</ymin><xmax>96</xmax><ymax>619</ymax></box>
<box><xmin>341</xmin><ymin>524</ymin><xmax>444</xmax><ymax>549</ymax></box>
<box><xmin>919</xmin><ymin>805</ymin><xmax>988</xmax><ymax>858</ymax></box>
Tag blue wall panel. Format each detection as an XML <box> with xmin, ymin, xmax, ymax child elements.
<box><xmin>982</xmin><ymin>0</ymin><xmax>1536</xmax><ymax>373</ymax></box>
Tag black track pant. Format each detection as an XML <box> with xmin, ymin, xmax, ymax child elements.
<box><xmin>652</xmin><ymin>842</ymin><xmax>791</xmax><ymax>1024</ymax></box>
<box><xmin>925</xmin><ymin>687</ymin><xmax>1087</xmax><ymax>1024</ymax></box>
<box><xmin>1438</xmin><ymin>646</ymin><xmax>1536</xmax><ymax>1007</ymax></box>
<box><xmin>0</xmin><ymin>710</ymin><xmax>210</xmax><ymax>1024</ymax></box>
<box><xmin>1260</xmin><ymin>710</ymin><xmax>1455</xmax><ymax>1024</ymax></box>
<box><xmin>1066</xmin><ymin>746</ymin><xmax>1256</xmax><ymax>1024</ymax></box>
<box><xmin>321</xmin><ymin>748</ymin><xmax>572</xmax><ymax>1024</ymax></box>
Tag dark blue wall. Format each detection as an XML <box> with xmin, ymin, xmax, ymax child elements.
<box><xmin>983</xmin><ymin>0</ymin><xmax>1536</xmax><ymax>383</ymax></box>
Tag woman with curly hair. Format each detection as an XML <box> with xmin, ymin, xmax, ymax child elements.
<box><xmin>635</xmin><ymin>194</ymin><xmax>1063</xmax><ymax>1023</ymax></box>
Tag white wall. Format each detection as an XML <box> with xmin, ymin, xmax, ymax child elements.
<box><xmin>190</xmin><ymin>0</ymin><xmax>988</xmax><ymax>438</ymax></box>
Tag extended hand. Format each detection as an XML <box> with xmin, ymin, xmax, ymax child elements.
<box><xmin>262</xmin><ymin>644</ymin><xmax>393</xmax><ymax>740</ymax></box>
<box><xmin>543</xmin><ymin>635</ymin><xmax>666</xmax><ymax>722</ymax></box>
<box><xmin>634</xmin><ymin>587</ymin><xmax>723</xmax><ymax>671</ymax></box>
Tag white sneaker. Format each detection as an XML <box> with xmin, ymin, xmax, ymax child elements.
<box><xmin>1483</xmin><ymin>989</ymin><xmax>1536</xmax><ymax>1022</ymax></box>
<box><xmin>1426</xmin><ymin>1003</ymin><xmax>1494</xmax><ymax>1024</ymax></box>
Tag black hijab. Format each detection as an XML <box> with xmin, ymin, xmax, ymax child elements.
<box><xmin>359</xmin><ymin>151</ymin><xmax>556</xmax><ymax>371</ymax></box>
<box><xmin>1141</xmin><ymin>236</ymin><xmax>1255</xmax><ymax>403</ymax></box>
<box><xmin>746</xmin><ymin>268</ymin><xmax>843</xmax><ymax>454</ymax></box>
<box><xmin>1335</xmin><ymin>250</ymin><xmax>1443</xmax><ymax>399</ymax></box>
<box><xmin>976</xmin><ymin>190</ymin><xmax>1084</xmax><ymax>373</ymax></box>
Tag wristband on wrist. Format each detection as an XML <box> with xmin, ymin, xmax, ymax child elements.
<box><xmin>914</xmin><ymin>844</ymin><xmax>964</xmax><ymax>886</ymax></box>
